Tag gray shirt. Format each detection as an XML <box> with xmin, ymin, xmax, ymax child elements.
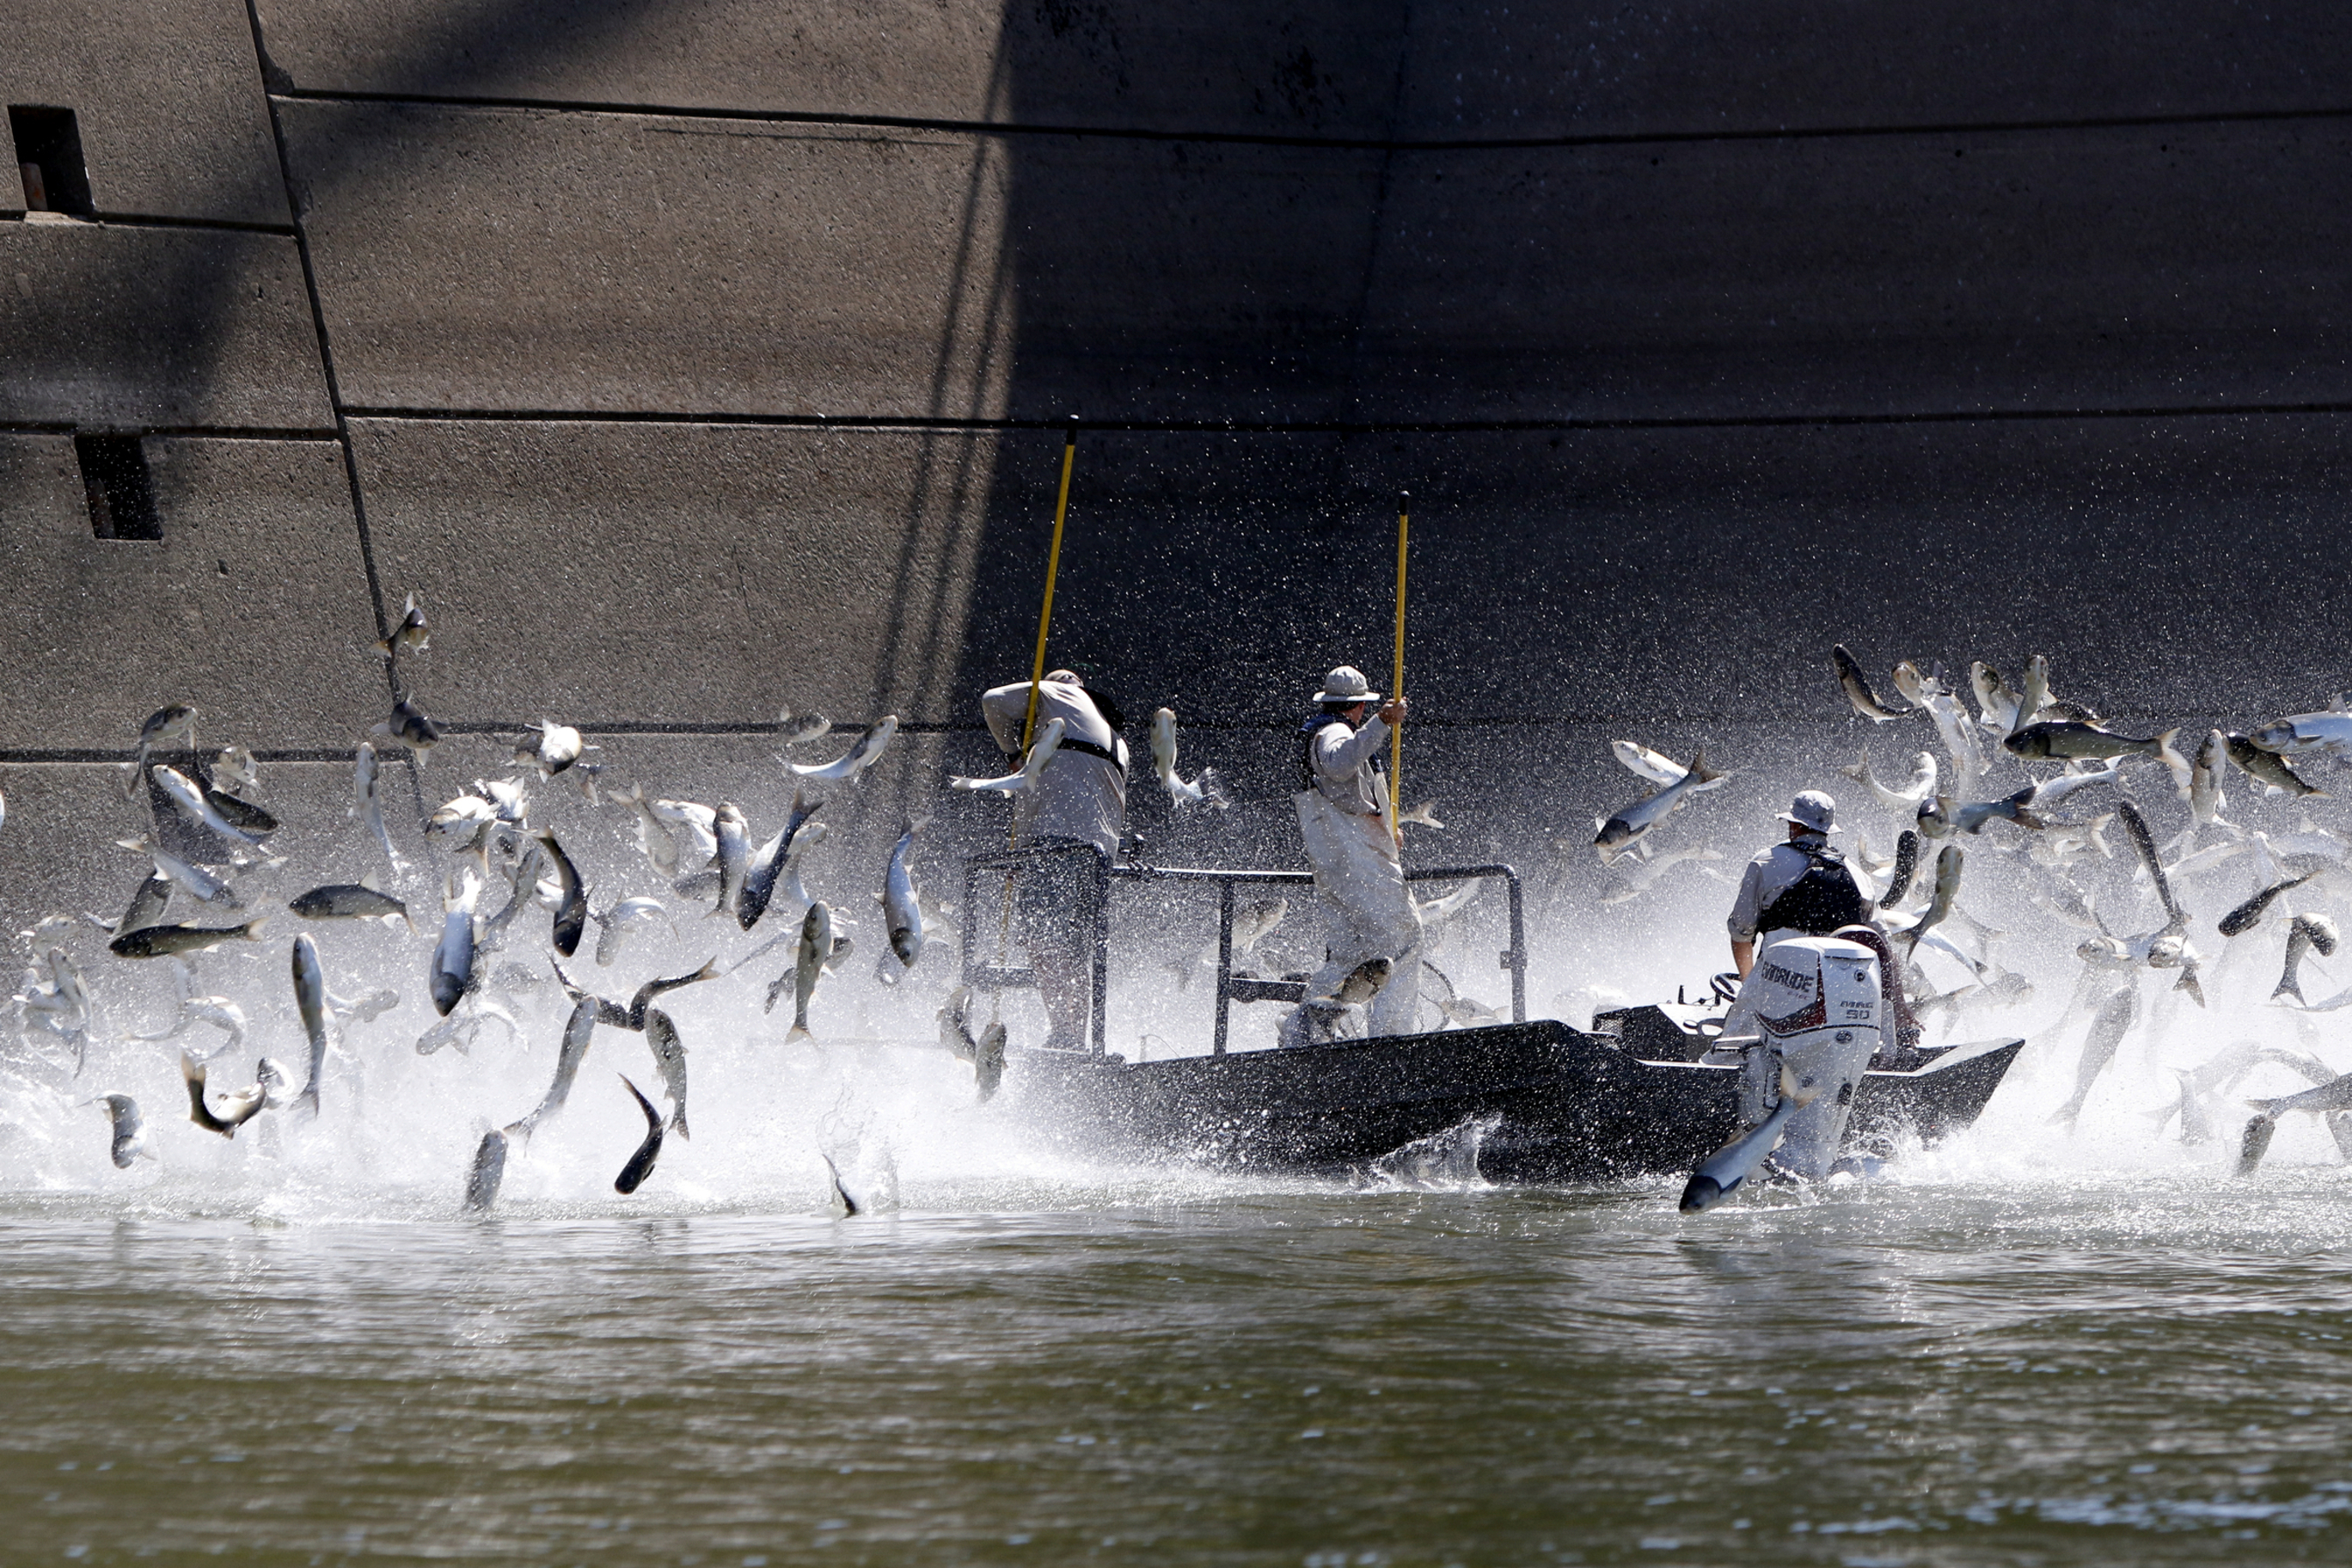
<box><xmin>1305</xmin><ymin>715</ymin><xmax>1393</xmax><ymax>817</ymax></box>
<box><xmin>982</xmin><ymin>680</ymin><xmax>1128</xmax><ymax>858</ymax></box>
<box><xmin>1726</xmin><ymin>835</ymin><xmax>1878</xmax><ymax>942</ymax></box>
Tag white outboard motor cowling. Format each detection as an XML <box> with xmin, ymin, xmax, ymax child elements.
<box><xmin>1737</xmin><ymin>936</ymin><xmax>1883</xmax><ymax>1181</ymax></box>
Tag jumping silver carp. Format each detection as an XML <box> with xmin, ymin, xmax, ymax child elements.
<box><xmin>2220</xmin><ymin>873</ymin><xmax>2317</xmax><ymax>938</ymax></box>
<box><xmin>1838</xmin><ymin>750</ymin><xmax>1936</xmax><ymax>811</ymax></box>
<box><xmin>709</xmin><ymin>803</ymin><xmax>749</xmax><ymax>918</ymax></box>
<box><xmin>118</xmin><ymin>836</ymin><xmax>242</xmax><ymax>910</ymax></box>
<box><xmin>644</xmin><ymin>1007</ymin><xmax>690</xmax><ymax>1138</ymax></box>
<box><xmin>431</xmin><ymin>869</ymin><xmax>481</xmax><ymax>1016</ymax></box>
<box><xmin>2250</xmin><ymin>707</ymin><xmax>2352</xmax><ymax>758</ymax></box>
<box><xmin>2275</xmin><ymin>914</ymin><xmax>2340</xmax><ymax>1005</ymax></box>
<box><xmin>1595</xmin><ymin>750</ymin><xmax>1726</xmax><ymax>859</ymax></box>
<box><xmin>1681</xmin><ymin>1062</ymin><xmax>1822</xmax><ymax>1212</ymax></box>
<box><xmin>291</xmin><ymin>933</ymin><xmax>331</xmax><ymax>1118</ymax></box>
<box><xmin>98</xmin><ymin>1093</ymin><xmax>149</xmax><ymax>1168</ymax></box>
<box><xmin>352</xmin><ymin>741</ymin><xmax>409</xmax><ymax>875</ymax></box>
<box><xmin>613</xmin><ymin>1075</ymin><xmax>665</xmax><ymax>1194</ymax></box>
<box><xmin>151</xmin><ymin>765</ymin><xmax>264</xmax><ymax>848</ymax></box>
<box><xmin>514</xmin><ymin>719</ymin><xmax>585</xmax><ymax>776</ymax></box>
<box><xmin>535</xmin><ymin>830</ymin><xmax>587</xmax><ymax>958</ymax></box>
<box><xmin>2226</xmin><ymin>732</ymin><xmax>2326</xmax><ymax>798</ymax></box>
<box><xmin>785</xmin><ymin>901</ymin><xmax>834</xmax><ymax>1041</ymax></box>
<box><xmin>180</xmin><ymin>1050</ymin><xmax>265</xmax><ymax>1138</ymax></box>
<box><xmin>592</xmin><ymin>897</ymin><xmax>665</xmax><ymax>966</ymax></box>
<box><xmin>513</xmin><ymin>995</ymin><xmax>599</xmax><ymax>1138</ymax></box>
<box><xmin>787</xmin><ymin>714</ymin><xmax>898</xmax><ymax>783</ymax></box>
<box><xmin>109</xmin><ymin>917</ymin><xmax>266</xmax><ymax>959</ymax></box>
<box><xmin>952</xmin><ymin>717</ymin><xmax>1065</xmax><ymax>794</ymax></box>
<box><xmin>1832</xmin><ymin>646</ymin><xmax>1912</xmax><ymax>722</ymax></box>
<box><xmin>288</xmin><ymin>883</ymin><xmax>412</xmax><ymax>931</ymax></box>
<box><xmin>738</xmin><ymin>791</ymin><xmax>821</xmax><ymax>930</ymax></box>
<box><xmin>2051</xmin><ymin>983</ymin><xmax>2140</xmax><ymax>1129</ymax></box>
<box><xmin>1150</xmin><ymin>707</ymin><xmax>1228</xmax><ymax>809</ymax></box>
<box><xmin>462</xmin><ymin>1130</ymin><xmax>508</xmax><ymax>1213</ymax></box>
<box><xmin>2004</xmin><ymin>721</ymin><xmax>2179</xmax><ymax>762</ymax></box>
<box><xmin>884</xmin><ymin>822</ymin><xmax>924</xmax><ymax>969</ymax></box>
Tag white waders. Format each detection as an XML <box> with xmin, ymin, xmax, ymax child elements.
<box><xmin>1292</xmin><ymin>787</ymin><xmax>1424</xmax><ymax>1038</ymax></box>
<box><xmin>1722</xmin><ymin>936</ymin><xmax>1883</xmax><ymax>1181</ymax></box>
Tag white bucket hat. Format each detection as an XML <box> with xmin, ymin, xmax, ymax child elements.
<box><xmin>1313</xmin><ymin>665</ymin><xmax>1380</xmax><ymax>705</ymax></box>
<box><xmin>1779</xmin><ymin>790</ymin><xmax>1840</xmax><ymax>835</ymax></box>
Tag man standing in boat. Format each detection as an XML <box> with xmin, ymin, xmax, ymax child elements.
<box><xmin>1284</xmin><ymin>665</ymin><xmax>1421</xmax><ymax>1042</ymax></box>
<box><xmin>1726</xmin><ymin>791</ymin><xmax>1877</xmax><ymax>980</ymax></box>
<box><xmin>982</xmin><ymin>668</ymin><xmax>1130</xmax><ymax>1052</ymax></box>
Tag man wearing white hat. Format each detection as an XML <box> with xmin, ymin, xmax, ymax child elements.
<box><xmin>1726</xmin><ymin>789</ymin><xmax>1876</xmax><ymax>980</ymax></box>
<box><xmin>1286</xmin><ymin>665</ymin><xmax>1421</xmax><ymax>1040</ymax></box>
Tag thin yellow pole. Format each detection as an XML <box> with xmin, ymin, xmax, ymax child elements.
<box><xmin>1020</xmin><ymin>417</ymin><xmax>1081</xmax><ymax>757</ymax></box>
<box><xmin>1388</xmin><ymin>491</ymin><xmax>1409</xmax><ymax>844</ymax></box>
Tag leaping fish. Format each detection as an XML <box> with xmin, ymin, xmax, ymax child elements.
<box><xmin>1150</xmin><ymin>707</ymin><xmax>1229</xmax><ymax>809</ymax></box>
<box><xmin>2275</xmin><ymin>914</ymin><xmax>2340</xmax><ymax>1005</ymax></box>
<box><xmin>1838</xmin><ymin>750</ymin><xmax>1937</xmax><ymax>811</ymax></box>
<box><xmin>1594</xmin><ymin>750</ymin><xmax>1727</xmax><ymax>860</ymax></box>
<box><xmin>612</xmin><ymin>1075</ymin><xmax>665</xmax><ymax>1195</ymax></box>
<box><xmin>788</xmin><ymin>716</ymin><xmax>898</xmax><ymax>783</ymax></box>
<box><xmin>1831</xmin><ymin>646</ymin><xmax>1913</xmax><ymax>723</ymax></box>
<box><xmin>952</xmin><ymin>718</ymin><xmax>1066</xmax><ymax>793</ymax></box>
<box><xmin>350</xmin><ymin>742</ymin><xmax>411</xmax><ymax>877</ymax></box>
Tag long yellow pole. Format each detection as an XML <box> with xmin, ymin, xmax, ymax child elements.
<box><xmin>1389</xmin><ymin>491</ymin><xmax>1409</xmax><ymax>843</ymax></box>
<box><xmin>1020</xmin><ymin>418</ymin><xmax>1081</xmax><ymax>756</ymax></box>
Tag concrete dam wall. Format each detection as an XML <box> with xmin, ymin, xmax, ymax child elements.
<box><xmin>7</xmin><ymin>2</ymin><xmax>2352</xmax><ymax>995</ymax></box>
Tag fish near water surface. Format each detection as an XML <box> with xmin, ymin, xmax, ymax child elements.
<box><xmin>98</xmin><ymin>1093</ymin><xmax>149</xmax><ymax>1167</ymax></box>
<box><xmin>1680</xmin><ymin>1062</ymin><xmax>1822</xmax><ymax>1213</ymax></box>
<box><xmin>612</xmin><ymin>1075</ymin><xmax>665</xmax><ymax>1195</ymax></box>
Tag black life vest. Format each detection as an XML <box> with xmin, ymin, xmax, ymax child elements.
<box><xmin>1756</xmin><ymin>841</ymin><xmax>1867</xmax><ymax>937</ymax></box>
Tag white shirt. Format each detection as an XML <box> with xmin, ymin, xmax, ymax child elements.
<box><xmin>982</xmin><ymin>680</ymin><xmax>1127</xmax><ymax>858</ymax></box>
<box><xmin>1305</xmin><ymin>715</ymin><xmax>1393</xmax><ymax>817</ymax></box>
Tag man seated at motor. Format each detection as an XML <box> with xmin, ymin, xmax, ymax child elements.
<box><xmin>1726</xmin><ymin>789</ymin><xmax>1876</xmax><ymax>979</ymax></box>
<box><xmin>981</xmin><ymin>668</ymin><xmax>1129</xmax><ymax>1052</ymax></box>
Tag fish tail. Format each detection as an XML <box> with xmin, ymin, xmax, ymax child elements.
<box><xmin>2012</xmin><ymin>805</ymin><xmax>2046</xmax><ymax>831</ymax></box>
<box><xmin>295</xmin><ymin>1086</ymin><xmax>320</xmax><ymax>1119</ymax></box>
<box><xmin>2247</xmin><ymin>1096</ymin><xmax>2286</xmax><ymax>1117</ymax></box>
<box><xmin>787</xmin><ymin>1024</ymin><xmax>812</xmax><ymax>1043</ymax></box>
<box><xmin>1688</xmin><ymin>749</ymin><xmax>1725</xmax><ymax>785</ymax></box>
<box><xmin>670</xmin><ymin>1106</ymin><xmax>690</xmax><ymax>1141</ymax></box>
<box><xmin>238</xmin><ymin>917</ymin><xmax>268</xmax><ymax>940</ymax></box>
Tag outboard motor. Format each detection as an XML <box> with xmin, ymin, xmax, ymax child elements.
<box><xmin>1732</xmin><ymin>936</ymin><xmax>1883</xmax><ymax>1181</ymax></box>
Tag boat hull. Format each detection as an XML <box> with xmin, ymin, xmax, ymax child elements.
<box><xmin>1009</xmin><ymin>1022</ymin><xmax>2023</xmax><ymax>1184</ymax></box>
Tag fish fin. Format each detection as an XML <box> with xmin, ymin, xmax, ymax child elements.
<box><xmin>1687</xmin><ymin>749</ymin><xmax>1725</xmax><ymax>785</ymax></box>
<box><xmin>787</xmin><ymin>1025</ymin><xmax>813</xmax><ymax>1043</ymax></box>
<box><xmin>238</xmin><ymin>917</ymin><xmax>268</xmax><ymax>940</ymax></box>
<box><xmin>2013</xmin><ymin>806</ymin><xmax>2046</xmax><ymax>831</ymax></box>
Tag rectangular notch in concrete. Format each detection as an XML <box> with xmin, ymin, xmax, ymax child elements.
<box><xmin>10</xmin><ymin>105</ymin><xmax>93</xmax><ymax>217</ymax></box>
<box><xmin>76</xmin><ymin>433</ymin><xmax>160</xmax><ymax>540</ymax></box>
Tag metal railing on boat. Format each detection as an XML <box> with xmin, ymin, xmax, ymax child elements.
<box><xmin>961</xmin><ymin>848</ymin><xmax>1526</xmax><ymax>1055</ymax></box>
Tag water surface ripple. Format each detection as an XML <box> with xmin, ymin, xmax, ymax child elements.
<box><xmin>8</xmin><ymin>1174</ymin><xmax>2352</xmax><ymax>1565</ymax></box>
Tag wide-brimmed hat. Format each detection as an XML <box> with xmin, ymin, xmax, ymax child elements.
<box><xmin>1779</xmin><ymin>789</ymin><xmax>1840</xmax><ymax>834</ymax></box>
<box><xmin>1313</xmin><ymin>665</ymin><xmax>1380</xmax><ymax>704</ymax></box>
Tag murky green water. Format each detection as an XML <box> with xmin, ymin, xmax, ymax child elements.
<box><xmin>9</xmin><ymin>1172</ymin><xmax>2352</xmax><ymax>1565</ymax></box>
